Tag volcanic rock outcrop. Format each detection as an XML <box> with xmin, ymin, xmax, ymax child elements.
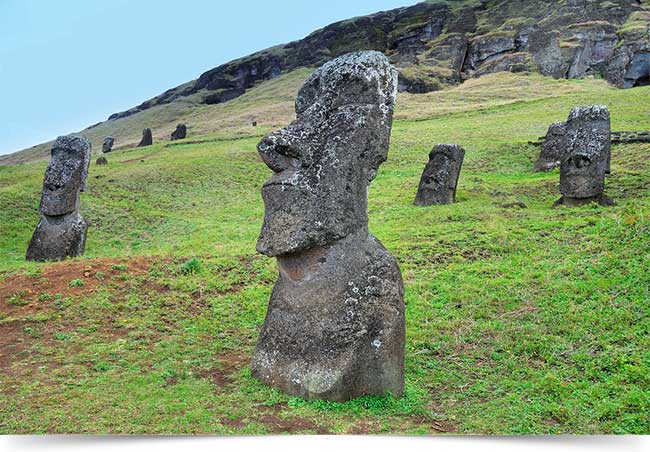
<box><xmin>26</xmin><ymin>136</ymin><xmax>91</xmax><ymax>261</ymax></box>
<box><xmin>534</xmin><ymin>122</ymin><xmax>567</xmax><ymax>172</ymax></box>
<box><xmin>556</xmin><ymin>106</ymin><xmax>613</xmax><ymax>207</ymax></box>
<box><xmin>414</xmin><ymin>144</ymin><xmax>465</xmax><ymax>205</ymax></box>
<box><xmin>138</xmin><ymin>128</ymin><xmax>153</xmax><ymax>147</ymax></box>
<box><xmin>251</xmin><ymin>51</ymin><xmax>405</xmax><ymax>402</ymax></box>
<box><xmin>171</xmin><ymin>124</ymin><xmax>187</xmax><ymax>140</ymax></box>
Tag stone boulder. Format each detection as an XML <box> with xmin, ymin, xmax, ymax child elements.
<box><xmin>170</xmin><ymin>124</ymin><xmax>187</xmax><ymax>140</ymax></box>
<box><xmin>26</xmin><ymin>135</ymin><xmax>91</xmax><ymax>261</ymax></box>
<box><xmin>414</xmin><ymin>144</ymin><xmax>465</xmax><ymax>206</ymax></box>
<box><xmin>96</xmin><ymin>156</ymin><xmax>108</xmax><ymax>165</ymax></box>
<box><xmin>556</xmin><ymin>106</ymin><xmax>613</xmax><ymax>207</ymax></box>
<box><xmin>102</xmin><ymin>136</ymin><xmax>114</xmax><ymax>153</ymax></box>
<box><xmin>534</xmin><ymin>121</ymin><xmax>567</xmax><ymax>172</ymax></box>
<box><xmin>137</xmin><ymin>128</ymin><xmax>153</xmax><ymax>147</ymax></box>
<box><xmin>251</xmin><ymin>51</ymin><xmax>405</xmax><ymax>402</ymax></box>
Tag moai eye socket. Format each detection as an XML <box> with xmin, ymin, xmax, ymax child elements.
<box><xmin>571</xmin><ymin>155</ymin><xmax>591</xmax><ymax>169</ymax></box>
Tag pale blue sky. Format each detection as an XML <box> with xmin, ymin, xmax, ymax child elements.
<box><xmin>0</xmin><ymin>0</ymin><xmax>417</xmax><ymax>156</ymax></box>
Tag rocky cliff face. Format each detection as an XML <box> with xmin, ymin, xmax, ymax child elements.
<box><xmin>107</xmin><ymin>0</ymin><xmax>650</xmax><ymax>121</ymax></box>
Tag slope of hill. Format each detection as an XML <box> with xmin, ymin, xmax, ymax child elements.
<box><xmin>3</xmin><ymin>0</ymin><xmax>649</xmax><ymax>165</ymax></box>
<box><xmin>1</xmin><ymin>72</ymin><xmax>649</xmax><ymax>433</ymax></box>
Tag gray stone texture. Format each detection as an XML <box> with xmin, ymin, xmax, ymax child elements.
<box><xmin>251</xmin><ymin>51</ymin><xmax>405</xmax><ymax>401</ymax></box>
<box><xmin>414</xmin><ymin>144</ymin><xmax>465</xmax><ymax>206</ymax></box>
<box><xmin>557</xmin><ymin>105</ymin><xmax>613</xmax><ymax>207</ymax></box>
<box><xmin>534</xmin><ymin>121</ymin><xmax>567</xmax><ymax>172</ymax></box>
<box><xmin>26</xmin><ymin>135</ymin><xmax>90</xmax><ymax>261</ymax></box>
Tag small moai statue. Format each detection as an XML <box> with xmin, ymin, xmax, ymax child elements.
<box><xmin>251</xmin><ymin>51</ymin><xmax>405</xmax><ymax>402</ymax></box>
<box><xmin>414</xmin><ymin>144</ymin><xmax>465</xmax><ymax>206</ymax></box>
<box><xmin>534</xmin><ymin>121</ymin><xmax>566</xmax><ymax>172</ymax></box>
<box><xmin>170</xmin><ymin>123</ymin><xmax>187</xmax><ymax>140</ymax></box>
<box><xmin>252</xmin><ymin>120</ymin><xmax>258</xmax><ymax>127</ymax></box>
<box><xmin>137</xmin><ymin>128</ymin><xmax>153</xmax><ymax>147</ymax></box>
<box><xmin>96</xmin><ymin>156</ymin><xmax>108</xmax><ymax>165</ymax></box>
<box><xmin>26</xmin><ymin>136</ymin><xmax>91</xmax><ymax>261</ymax></box>
<box><xmin>102</xmin><ymin>136</ymin><xmax>114</xmax><ymax>153</ymax></box>
<box><xmin>555</xmin><ymin>106</ymin><xmax>614</xmax><ymax>207</ymax></box>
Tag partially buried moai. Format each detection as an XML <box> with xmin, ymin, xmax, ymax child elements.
<box><xmin>556</xmin><ymin>105</ymin><xmax>613</xmax><ymax>207</ymax></box>
<box><xmin>534</xmin><ymin>121</ymin><xmax>566</xmax><ymax>172</ymax></box>
<box><xmin>102</xmin><ymin>136</ymin><xmax>114</xmax><ymax>153</ymax></box>
<box><xmin>414</xmin><ymin>144</ymin><xmax>465</xmax><ymax>206</ymax></box>
<box><xmin>138</xmin><ymin>128</ymin><xmax>153</xmax><ymax>147</ymax></box>
<box><xmin>26</xmin><ymin>135</ymin><xmax>91</xmax><ymax>261</ymax></box>
<box><xmin>251</xmin><ymin>51</ymin><xmax>405</xmax><ymax>402</ymax></box>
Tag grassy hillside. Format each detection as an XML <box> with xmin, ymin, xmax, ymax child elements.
<box><xmin>1</xmin><ymin>71</ymin><xmax>649</xmax><ymax>434</ymax></box>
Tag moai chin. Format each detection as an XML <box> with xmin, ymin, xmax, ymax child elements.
<box><xmin>414</xmin><ymin>144</ymin><xmax>465</xmax><ymax>206</ymax></box>
<box><xmin>138</xmin><ymin>128</ymin><xmax>153</xmax><ymax>147</ymax></box>
<box><xmin>26</xmin><ymin>135</ymin><xmax>91</xmax><ymax>261</ymax></box>
<box><xmin>534</xmin><ymin>121</ymin><xmax>566</xmax><ymax>172</ymax></box>
<box><xmin>556</xmin><ymin>106</ymin><xmax>613</xmax><ymax>207</ymax></box>
<box><xmin>251</xmin><ymin>51</ymin><xmax>405</xmax><ymax>402</ymax></box>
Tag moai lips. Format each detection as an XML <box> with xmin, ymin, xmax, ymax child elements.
<box><xmin>414</xmin><ymin>144</ymin><xmax>465</xmax><ymax>206</ymax></box>
<box><xmin>251</xmin><ymin>51</ymin><xmax>405</xmax><ymax>402</ymax></box>
<box><xmin>556</xmin><ymin>106</ymin><xmax>614</xmax><ymax>207</ymax></box>
<box><xmin>26</xmin><ymin>135</ymin><xmax>91</xmax><ymax>261</ymax></box>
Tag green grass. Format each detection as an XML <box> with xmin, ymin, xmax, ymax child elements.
<box><xmin>1</xmin><ymin>72</ymin><xmax>650</xmax><ymax>434</ymax></box>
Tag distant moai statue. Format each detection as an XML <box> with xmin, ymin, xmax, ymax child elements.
<box><xmin>171</xmin><ymin>124</ymin><xmax>187</xmax><ymax>140</ymax></box>
<box><xmin>534</xmin><ymin>122</ymin><xmax>566</xmax><ymax>172</ymax></box>
<box><xmin>137</xmin><ymin>128</ymin><xmax>153</xmax><ymax>147</ymax></box>
<box><xmin>252</xmin><ymin>120</ymin><xmax>258</xmax><ymax>127</ymax></box>
<box><xmin>414</xmin><ymin>144</ymin><xmax>465</xmax><ymax>206</ymax></box>
<box><xmin>555</xmin><ymin>106</ymin><xmax>613</xmax><ymax>207</ymax></box>
<box><xmin>102</xmin><ymin>136</ymin><xmax>114</xmax><ymax>153</ymax></box>
<box><xmin>26</xmin><ymin>136</ymin><xmax>91</xmax><ymax>261</ymax></box>
<box><xmin>96</xmin><ymin>156</ymin><xmax>108</xmax><ymax>165</ymax></box>
<box><xmin>251</xmin><ymin>51</ymin><xmax>405</xmax><ymax>402</ymax></box>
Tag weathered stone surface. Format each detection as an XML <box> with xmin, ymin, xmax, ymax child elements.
<box><xmin>251</xmin><ymin>51</ymin><xmax>404</xmax><ymax>401</ymax></box>
<box><xmin>27</xmin><ymin>135</ymin><xmax>90</xmax><ymax>261</ymax></box>
<box><xmin>137</xmin><ymin>128</ymin><xmax>153</xmax><ymax>147</ymax></box>
<box><xmin>556</xmin><ymin>105</ymin><xmax>613</xmax><ymax>206</ymax></box>
<box><xmin>96</xmin><ymin>156</ymin><xmax>108</xmax><ymax>165</ymax></box>
<box><xmin>102</xmin><ymin>136</ymin><xmax>114</xmax><ymax>153</ymax></box>
<box><xmin>623</xmin><ymin>52</ymin><xmax>650</xmax><ymax>88</ymax></box>
<box><xmin>170</xmin><ymin>123</ymin><xmax>187</xmax><ymax>140</ymax></box>
<box><xmin>25</xmin><ymin>213</ymin><xmax>88</xmax><ymax>262</ymax></box>
<box><xmin>414</xmin><ymin>144</ymin><xmax>465</xmax><ymax>206</ymax></box>
<box><xmin>534</xmin><ymin>121</ymin><xmax>567</xmax><ymax>172</ymax></box>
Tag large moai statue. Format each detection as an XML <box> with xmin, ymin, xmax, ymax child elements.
<box><xmin>170</xmin><ymin>123</ymin><xmax>187</xmax><ymax>140</ymax></box>
<box><xmin>251</xmin><ymin>51</ymin><xmax>405</xmax><ymax>402</ymax></box>
<box><xmin>555</xmin><ymin>106</ymin><xmax>613</xmax><ymax>207</ymax></box>
<box><xmin>534</xmin><ymin>121</ymin><xmax>567</xmax><ymax>172</ymax></box>
<box><xmin>26</xmin><ymin>136</ymin><xmax>91</xmax><ymax>261</ymax></box>
<box><xmin>102</xmin><ymin>136</ymin><xmax>114</xmax><ymax>153</ymax></box>
<box><xmin>414</xmin><ymin>144</ymin><xmax>465</xmax><ymax>206</ymax></box>
<box><xmin>137</xmin><ymin>128</ymin><xmax>153</xmax><ymax>147</ymax></box>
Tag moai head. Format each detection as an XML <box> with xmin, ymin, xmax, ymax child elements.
<box><xmin>560</xmin><ymin>106</ymin><xmax>610</xmax><ymax>199</ymax></box>
<box><xmin>256</xmin><ymin>51</ymin><xmax>398</xmax><ymax>257</ymax></box>
<box><xmin>414</xmin><ymin>144</ymin><xmax>465</xmax><ymax>206</ymax></box>
<box><xmin>534</xmin><ymin>121</ymin><xmax>567</xmax><ymax>172</ymax></box>
<box><xmin>102</xmin><ymin>136</ymin><xmax>114</xmax><ymax>153</ymax></box>
<box><xmin>39</xmin><ymin>135</ymin><xmax>91</xmax><ymax>217</ymax></box>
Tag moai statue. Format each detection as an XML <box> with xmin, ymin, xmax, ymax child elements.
<box><xmin>137</xmin><ymin>128</ymin><xmax>153</xmax><ymax>147</ymax></box>
<box><xmin>251</xmin><ymin>51</ymin><xmax>405</xmax><ymax>402</ymax></box>
<box><xmin>102</xmin><ymin>136</ymin><xmax>114</xmax><ymax>153</ymax></box>
<box><xmin>534</xmin><ymin>122</ymin><xmax>566</xmax><ymax>172</ymax></box>
<box><xmin>414</xmin><ymin>144</ymin><xmax>465</xmax><ymax>206</ymax></box>
<box><xmin>96</xmin><ymin>156</ymin><xmax>108</xmax><ymax>165</ymax></box>
<box><xmin>171</xmin><ymin>124</ymin><xmax>187</xmax><ymax>140</ymax></box>
<box><xmin>555</xmin><ymin>106</ymin><xmax>614</xmax><ymax>207</ymax></box>
<box><xmin>26</xmin><ymin>136</ymin><xmax>91</xmax><ymax>261</ymax></box>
